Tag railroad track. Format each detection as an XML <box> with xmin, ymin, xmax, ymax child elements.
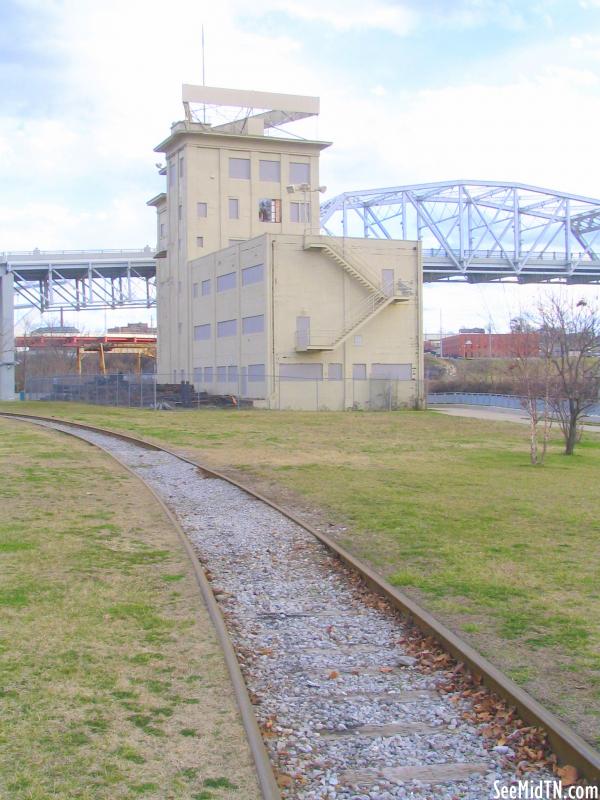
<box><xmin>4</xmin><ymin>412</ymin><xmax>599</xmax><ymax>799</ymax></box>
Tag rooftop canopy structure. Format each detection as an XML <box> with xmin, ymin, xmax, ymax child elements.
<box><xmin>180</xmin><ymin>84</ymin><xmax>320</xmax><ymax>137</ymax></box>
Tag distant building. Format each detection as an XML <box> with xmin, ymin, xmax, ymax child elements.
<box><xmin>107</xmin><ymin>322</ymin><xmax>157</xmax><ymax>335</ymax></box>
<box><xmin>30</xmin><ymin>325</ymin><xmax>79</xmax><ymax>336</ymax></box>
<box><xmin>459</xmin><ymin>327</ymin><xmax>485</xmax><ymax>334</ymax></box>
<box><xmin>440</xmin><ymin>332</ymin><xmax>541</xmax><ymax>358</ymax></box>
<box><xmin>424</xmin><ymin>337</ymin><xmax>441</xmax><ymax>355</ymax></box>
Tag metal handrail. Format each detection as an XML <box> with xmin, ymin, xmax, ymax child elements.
<box><xmin>422</xmin><ymin>248</ymin><xmax>594</xmax><ymax>262</ymax></box>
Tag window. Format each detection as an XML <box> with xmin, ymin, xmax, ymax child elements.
<box><xmin>227</xmin><ymin>365</ymin><xmax>238</xmax><ymax>383</ymax></box>
<box><xmin>352</xmin><ymin>363</ymin><xmax>367</xmax><ymax>380</ymax></box>
<box><xmin>160</xmin><ymin>222</ymin><xmax>166</xmax><ymax>237</ymax></box>
<box><xmin>228</xmin><ymin>198</ymin><xmax>239</xmax><ymax>219</ymax></box>
<box><xmin>328</xmin><ymin>363</ymin><xmax>343</xmax><ymax>381</ymax></box>
<box><xmin>178</xmin><ymin>204</ymin><xmax>182</xmax><ymax>221</ymax></box>
<box><xmin>229</xmin><ymin>157</ymin><xmax>250</xmax><ymax>179</ymax></box>
<box><xmin>242</xmin><ymin>264</ymin><xmax>263</xmax><ymax>286</ymax></box>
<box><xmin>217</xmin><ymin>366</ymin><xmax>227</xmax><ymax>382</ymax></box>
<box><xmin>242</xmin><ymin>314</ymin><xmax>264</xmax><ymax>334</ymax></box>
<box><xmin>196</xmin><ymin>236</ymin><xmax>204</xmax><ymax>248</ymax></box>
<box><xmin>258</xmin><ymin>198</ymin><xmax>281</xmax><ymax>223</ymax></box>
<box><xmin>371</xmin><ymin>363</ymin><xmax>412</xmax><ymax>380</ymax></box>
<box><xmin>290</xmin><ymin>162</ymin><xmax>310</xmax><ymax>184</ymax></box>
<box><xmin>229</xmin><ymin>239</ymin><xmax>245</xmax><ymax>245</ymax></box>
<box><xmin>248</xmin><ymin>363</ymin><xmax>265</xmax><ymax>382</ymax></box>
<box><xmin>177</xmin><ymin>280</ymin><xmax>182</xmax><ymax>294</ymax></box>
<box><xmin>354</xmin><ymin>334</ymin><xmax>363</xmax><ymax>346</ymax></box>
<box><xmin>169</xmin><ymin>162</ymin><xmax>175</xmax><ymax>186</ymax></box>
<box><xmin>290</xmin><ymin>202</ymin><xmax>310</xmax><ymax>223</ymax></box>
<box><xmin>178</xmin><ymin>322</ymin><xmax>182</xmax><ymax>335</ymax></box>
<box><xmin>197</xmin><ymin>202</ymin><xmax>207</xmax><ymax>217</ymax></box>
<box><xmin>179</xmin><ymin>158</ymin><xmax>184</xmax><ymax>177</ymax></box>
<box><xmin>204</xmin><ymin>366</ymin><xmax>213</xmax><ymax>382</ymax></box>
<box><xmin>217</xmin><ymin>319</ymin><xmax>237</xmax><ymax>337</ymax></box>
<box><xmin>259</xmin><ymin>159</ymin><xmax>280</xmax><ymax>182</ymax></box>
<box><xmin>193</xmin><ymin>283</ymin><xmax>199</xmax><ymax>298</ymax></box>
<box><xmin>280</xmin><ymin>363</ymin><xmax>323</xmax><ymax>381</ymax></box>
<box><xmin>193</xmin><ymin>367</ymin><xmax>202</xmax><ymax>383</ymax></box>
<box><xmin>173</xmin><ymin>369</ymin><xmax>177</xmax><ymax>382</ymax></box>
<box><xmin>194</xmin><ymin>323</ymin><xmax>211</xmax><ymax>341</ymax></box>
<box><xmin>217</xmin><ymin>272</ymin><xmax>236</xmax><ymax>292</ymax></box>
<box><xmin>201</xmin><ymin>279</ymin><xmax>211</xmax><ymax>296</ymax></box>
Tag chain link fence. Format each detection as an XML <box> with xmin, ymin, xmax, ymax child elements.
<box><xmin>23</xmin><ymin>372</ymin><xmax>425</xmax><ymax>411</ymax></box>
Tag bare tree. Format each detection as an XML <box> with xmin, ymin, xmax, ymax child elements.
<box><xmin>538</xmin><ymin>294</ymin><xmax>600</xmax><ymax>456</ymax></box>
<box><xmin>509</xmin><ymin>320</ymin><xmax>552</xmax><ymax>465</ymax></box>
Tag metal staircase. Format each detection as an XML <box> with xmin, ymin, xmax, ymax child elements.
<box><xmin>297</xmin><ymin>237</ymin><xmax>411</xmax><ymax>352</ymax></box>
<box><xmin>304</xmin><ymin>236</ymin><xmax>382</xmax><ymax>293</ymax></box>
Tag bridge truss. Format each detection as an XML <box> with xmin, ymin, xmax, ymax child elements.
<box><xmin>3</xmin><ymin>249</ymin><xmax>156</xmax><ymax>312</ymax></box>
<box><xmin>320</xmin><ymin>181</ymin><xmax>600</xmax><ymax>283</ymax></box>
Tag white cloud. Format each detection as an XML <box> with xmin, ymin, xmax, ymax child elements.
<box><xmin>3</xmin><ymin>0</ymin><xmax>600</xmax><ymax>332</ymax></box>
<box><xmin>317</xmin><ymin>60</ymin><xmax>600</xmax><ymax>201</ymax></box>
<box><xmin>269</xmin><ymin>0</ymin><xmax>417</xmax><ymax>35</ymax></box>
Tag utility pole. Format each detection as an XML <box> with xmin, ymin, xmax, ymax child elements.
<box><xmin>0</xmin><ymin>264</ymin><xmax>15</xmax><ymax>400</ymax></box>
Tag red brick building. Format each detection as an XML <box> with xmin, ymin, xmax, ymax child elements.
<box><xmin>441</xmin><ymin>332</ymin><xmax>541</xmax><ymax>358</ymax></box>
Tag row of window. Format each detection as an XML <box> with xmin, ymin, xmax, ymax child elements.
<box><xmin>194</xmin><ymin>198</ymin><xmax>309</xmax><ymax>226</ymax></box>
<box><xmin>170</xmin><ymin>158</ymin><xmax>310</xmax><ymax>186</ymax></box>
<box><xmin>278</xmin><ymin>363</ymin><xmax>412</xmax><ymax>381</ymax></box>
<box><xmin>194</xmin><ymin>314</ymin><xmax>265</xmax><ymax>341</ymax></box>
<box><xmin>193</xmin><ymin>364</ymin><xmax>266</xmax><ymax>383</ymax></box>
<box><xmin>192</xmin><ymin>264</ymin><xmax>263</xmax><ymax>298</ymax></box>
<box><xmin>188</xmin><ymin>362</ymin><xmax>413</xmax><ymax>384</ymax></box>
<box><xmin>229</xmin><ymin>158</ymin><xmax>310</xmax><ymax>184</ymax></box>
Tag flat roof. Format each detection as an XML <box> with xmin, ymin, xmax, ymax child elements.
<box><xmin>154</xmin><ymin>123</ymin><xmax>331</xmax><ymax>154</ymax></box>
<box><xmin>146</xmin><ymin>192</ymin><xmax>167</xmax><ymax>207</ymax></box>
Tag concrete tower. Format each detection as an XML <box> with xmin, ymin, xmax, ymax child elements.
<box><xmin>150</xmin><ymin>85</ymin><xmax>330</xmax><ymax>380</ymax></box>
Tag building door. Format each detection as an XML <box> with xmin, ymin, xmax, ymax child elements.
<box><xmin>382</xmin><ymin>269</ymin><xmax>394</xmax><ymax>295</ymax></box>
<box><xmin>296</xmin><ymin>316</ymin><xmax>311</xmax><ymax>349</ymax></box>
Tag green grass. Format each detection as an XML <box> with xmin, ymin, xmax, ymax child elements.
<box><xmin>0</xmin><ymin>417</ymin><xmax>259</xmax><ymax>799</ymax></box>
<box><xmin>3</xmin><ymin>401</ymin><xmax>600</xmax><ymax>748</ymax></box>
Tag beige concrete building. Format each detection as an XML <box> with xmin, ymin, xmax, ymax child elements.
<box><xmin>149</xmin><ymin>85</ymin><xmax>424</xmax><ymax>410</ymax></box>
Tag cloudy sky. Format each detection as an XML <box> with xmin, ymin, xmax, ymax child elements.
<box><xmin>2</xmin><ymin>0</ymin><xmax>600</xmax><ymax>333</ymax></box>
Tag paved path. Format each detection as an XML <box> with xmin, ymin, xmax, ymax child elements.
<box><xmin>430</xmin><ymin>404</ymin><xmax>600</xmax><ymax>433</ymax></box>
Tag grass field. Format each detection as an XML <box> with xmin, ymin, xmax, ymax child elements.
<box><xmin>2</xmin><ymin>402</ymin><xmax>600</xmax><ymax>751</ymax></box>
<box><xmin>0</xmin><ymin>417</ymin><xmax>260</xmax><ymax>800</ymax></box>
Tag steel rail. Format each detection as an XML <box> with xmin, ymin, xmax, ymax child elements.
<box><xmin>1</xmin><ymin>413</ymin><xmax>281</xmax><ymax>800</ymax></box>
<box><xmin>2</xmin><ymin>409</ymin><xmax>599</xmax><ymax>785</ymax></box>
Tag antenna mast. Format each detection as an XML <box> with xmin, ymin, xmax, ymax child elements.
<box><xmin>201</xmin><ymin>25</ymin><xmax>206</xmax><ymax>123</ymax></box>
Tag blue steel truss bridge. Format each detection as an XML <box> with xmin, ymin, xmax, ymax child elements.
<box><xmin>320</xmin><ymin>181</ymin><xmax>600</xmax><ymax>283</ymax></box>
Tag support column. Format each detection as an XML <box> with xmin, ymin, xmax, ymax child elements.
<box><xmin>0</xmin><ymin>264</ymin><xmax>15</xmax><ymax>401</ymax></box>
